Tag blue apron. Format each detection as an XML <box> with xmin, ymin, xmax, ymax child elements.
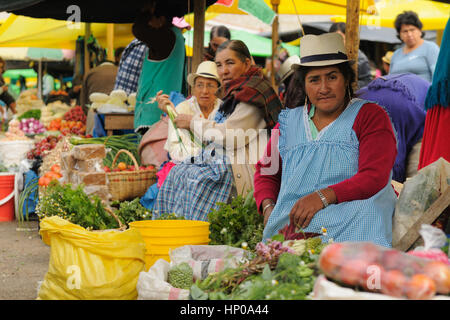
<box><xmin>263</xmin><ymin>99</ymin><xmax>396</xmax><ymax>247</ymax></box>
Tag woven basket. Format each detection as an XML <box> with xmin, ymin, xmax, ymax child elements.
<box><xmin>107</xmin><ymin>149</ymin><xmax>157</xmax><ymax>201</ymax></box>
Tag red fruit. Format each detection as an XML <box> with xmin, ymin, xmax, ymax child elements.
<box><xmin>423</xmin><ymin>261</ymin><xmax>450</xmax><ymax>294</ymax></box>
<box><xmin>319</xmin><ymin>243</ymin><xmax>345</xmax><ymax>277</ymax></box>
<box><xmin>405</xmin><ymin>274</ymin><xmax>436</xmax><ymax>300</ymax></box>
<box><xmin>146</xmin><ymin>165</ymin><xmax>155</xmax><ymax>171</ymax></box>
<box><xmin>381</xmin><ymin>249</ymin><xmax>404</xmax><ymax>271</ymax></box>
<box><xmin>103</xmin><ymin>166</ymin><xmax>111</xmax><ymax>173</ymax></box>
<box><xmin>357</xmin><ymin>242</ymin><xmax>382</xmax><ymax>264</ymax></box>
<box><xmin>139</xmin><ymin>166</ymin><xmax>146</xmax><ymax>171</ymax></box>
<box><xmin>339</xmin><ymin>259</ymin><xmax>371</xmax><ymax>287</ymax></box>
<box><xmin>381</xmin><ymin>270</ymin><xmax>408</xmax><ymax>298</ymax></box>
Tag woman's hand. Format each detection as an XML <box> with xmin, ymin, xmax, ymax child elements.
<box><xmin>155</xmin><ymin>90</ymin><xmax>173</xmax><ymax>114</ymax></box>
<box><xmin>289</xmin><ymin>188</ymin><xmax>336</xmax><ymax>230</ymax></box>
<box><xmin>174</xmin><ymin>114</ymin><xmax>194</xmax><ymax>130</ymax></box>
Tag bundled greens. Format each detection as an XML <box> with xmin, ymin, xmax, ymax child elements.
<box><xmin>111</xmin><ymin>198</ymin><xmax>151</xmax><ymax>226</ymax></box>
<box><xmin>18</xmin><ymin>109</ymin><xmax>41</xmax><ymax>121</ymax></box>
<box><xmin>36</xmin><ymin>182</ymin><xmax>119</xmax><ymax>230</ymax></box>
<box><xmin>208</xmin><ymin>190</ymin><xmax>263</xmax><ymax>250</ymax></box>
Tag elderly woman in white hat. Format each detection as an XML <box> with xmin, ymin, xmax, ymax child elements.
<box><xmin>156</xmin><ymin>61</ymin><xmax>222</xmax><ymax>162</ymax></box>
<box><xmin>258</xmin><ymin>33</ymin><xmax>398</xmax><ymax>247</ymax></box>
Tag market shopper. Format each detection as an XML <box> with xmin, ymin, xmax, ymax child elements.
<box><xmin>256</xmin><ymin>33</ymin><xmax>398</xmax><ymax>247</ymax></box>
<box><xmin>389</xmin><ymin>11</ymin><xmax>440</xmax><ymax>83</ymax></box>
<box><xmin>0</xmin><ymin>57</ymin><xmax>17</xmax><ymax>114</ymax></box>
<box><xmin>132</xmin><ymin>5</ymin><xmax>187</xmax><ymax>134</ymax></box>
<box><xmin>114</xmin><ymin>38</ymin><xmax>147</xmax><ymax>95</ymax></box>
<box><xmin>357</xmin><ymin>73</ymin><xmax>429</xmax><ymax>183</ymax></box>
<box><xmin>153</xmin><ymin>40</ymin><xmax>282</xmax><ymax>221</ymax></box>
<box><xmin>156</xmin><ymin>60</ymin><xmax>222</xmax><ymax>162</ymax></box>
<box><xmin>203</xmin><ymin>25</ymin><xmax>231</xmax><ymax>62</ymax></box>
<box><xmin>276</xmin><ymin>55</ymin><xmax>300</xmax><ymax>104</ymax></box>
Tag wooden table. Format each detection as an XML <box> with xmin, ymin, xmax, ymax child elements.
<box><xmin>102</xmin><ymin>112</ymin><xmax>134</xmax><ymax>136</ymax></box>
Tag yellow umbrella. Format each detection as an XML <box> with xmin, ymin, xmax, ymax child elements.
<box><xmin>331</xmin><ymin>0</ymin><xmax>450</xmax><ymax>31</ymax></box>
<box><xmin>206</xmin><ymin>0</ymin><xmax>376</xmax><ymax>17</ymax></box>
<box><xmin>0</xmin><ymin>14</ymin><xmax>134</xmax><ymax>50</ymax></box>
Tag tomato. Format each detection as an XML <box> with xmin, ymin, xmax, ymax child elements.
<box><xmin>423</xmin><ymin>261</ymin><xmax>450</xmax><ymax>294</ymax></box>
<box><xmin>51</xmin><ymin>164</ymin><xmax>61</xmax><ymax>173</ymax></box>
<box><xmin>381</xmin><ymin>269</ymin><xmax>407</xmax><ymax>298</ymax></box>
<box><xmin>339</xmin><ymin>259</ymin><xmax>371</xmax><ymax>287</ymax></box>
<box><xmin>127</xmin><ymin>165</ymin><xmax>136</xmax><ymax>171</ymax></box>
<box><xmin>38</xmin><ymin>176</ymin><xmax>50</xmax><ymax>187</ymax></box>
<box><xmin>117</xmin><ymin>162</ymin><xmax>127</xmax><ymax>171</ymax></box>
<box><xmin>146</xmin><ymin>165</ymin><xmax>156</xmax><ymax>171</ymax></box>
<box><xmin>405</xmin><ymin>274</ymin><xmax>436</xmax><ymax>300</ymax></box>
<box><xmin>319</xmin><ymin>243</ymin><xmax>345</xmax><ymax>277</ymax></box>
<box><xmin>381</xmin><ymin>249</ymin><xmax>404</xmax><ymax>271</ymax></box>
<box><xmin>103</xmin><ymin>166</ymin><xmax>111</xmax><ymax>173</ymax></box>
<box><xmin>44</xmin><ymin>171</ymin><xmax>62</xmax><ymax>180</ymax></box>
<box><xmin>357</xmin><ymin>242</ymin><xmax>381</xmax><ymax>264</ymax></box>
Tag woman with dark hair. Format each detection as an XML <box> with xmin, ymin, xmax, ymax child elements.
<box><xmin>255</xmin><ymin>33</ymin><xmax>398</xmax><ymax>247</ymax></box>
<box><xmin>203</xmin><ymin>25</ymin><xmax>231</xmax><ymax>61</ymax></box>
<box><xmin>389</xmin><ymin>11</ymin><xmax>440</xmax><ymax>82</ymax></box>
<box><xmin>154</xmin><ymin>39</ymin><xmax>282</xmax><ymax>221</ymax></box>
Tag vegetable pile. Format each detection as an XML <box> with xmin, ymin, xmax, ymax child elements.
<box><xmin>208</xmin><ymin>190</ymin><xmax>264</xmax><ymax>251</ymax></box>
<box><xmin>63</xmin><ymin>106</ymin><xmax>86</xmax><ymax>123</ymax></box>
<box><xmin>36</xmin><ymin>182</ymin><xmax>120</xmax><ymax>230</ymax></box>
<box><xmin>190</xmin><ymin>237</ymin><xmax>325</xmax><ymax>300</ymax></box>
<box><xmin>18</xmin><ymin>109</ymin><xmax>41</xmax><ymax>121</ymax></box>
<box><xmin>27</xmin><ymin>135</ymin><xmax>62</xmax><ymax>159</ymax></box>
<box><xmin>19</xmin><ymin>118</ymin><xmax>45</xmax><ymax>135</ymax></box>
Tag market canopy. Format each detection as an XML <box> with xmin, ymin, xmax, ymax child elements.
<box><xmin>331</xmin><ymin>0</ymin><xmax>450</xmax><ymax>31</ymax></box>
<box><xmin>0</xmin><ymin>47</ymin><xmax>74</xmax><ymax>61</ymax></box>
<box><xmin>0</xmin><ymin>14</ymin><xmax>134</xmax><ymax>49</ymax></box>
<box><xmin>0</xmin><ymin>0</ymin><xmax>218</xmax><ymax>23</ymax></box>
<box><xmin>184</xmin><ymin>28</ymin><xmax>299</xmax><ymax>57</ymax></box>
<box><xmin>207</xmin><ymin>0</ymin><xmax>376</xmax><ymax>18</ymax></box>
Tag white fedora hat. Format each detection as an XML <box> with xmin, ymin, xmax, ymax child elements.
<box><xmin>187</xmin><ymin>61</ymin><xmax>221</xmax><ymax>87</ymax></box>
<box><xmin>277</xmin><ymin>55</ymin><xmax>300</xmax><ymax>84</ymax></box>
<box><xmin>293</xmin><ymin>33</ymin><xmax>349</xmax><ymax>69</ymax></box>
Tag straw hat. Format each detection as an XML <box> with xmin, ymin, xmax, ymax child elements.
<box><xmin>187</xmin><ymin>61</ymin><xmax>221</xmax><ymax>87</ymax></box>
<box><xmin>293</xmin><ymin>33</ymin><xmax>349</xmax><ymax>69</ymax></box>
<box><xmin>277</xmin><ymin>55</ymin><xmax>300</xmax><ymax>84</ymax></box>
<box><xmin>382</xmin><ymin>51</ymin><xmax>394</xmax><ymax>65</ymax></box>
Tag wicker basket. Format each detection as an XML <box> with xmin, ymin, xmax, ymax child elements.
<box><xmin>107</xmin><ymin>149</ymin><xmax>157</xmax><ymax>201</ymax></box>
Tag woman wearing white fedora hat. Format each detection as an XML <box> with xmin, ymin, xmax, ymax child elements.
<box><xmin>256</xmin><ymin>32</ymin><xmax>398</xmax><ymax>247</ymax></box>
<box><xmin>156</xmin><ymin>61</ymin><xmax>222</xmax><ymax>162</ymax></box>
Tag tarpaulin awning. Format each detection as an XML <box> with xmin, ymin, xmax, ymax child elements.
<box><xmin>331</xmin><ymin>0</ymin><xmax>450</xmax><ymax>31</ymax></box>
<box><xmin>207</xmin><ymin>0</ymin><xmax>376</xmax><ymax>18</ymax></box>
<box><xmin>183</xmin><ymin>28</ymin><xmax>299</xmax><ymax>57</ymax></box>
<box><xmin>0</xmin><ymin>0</ymin><xmax>218</xmax><ymax>23</ymax></box>
<box><xmin>0</xmin><ymin>14</ymin><xmax>134</xmax><ymax>49</ymax></box>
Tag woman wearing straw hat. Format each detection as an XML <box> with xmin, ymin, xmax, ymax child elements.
<box><xmin>258</xmin><ymin>33</ymin><xmax>398</xmax><ymax>247</ymax></box>
<box><xmin>156</xmin><ymin>61</ymin><xmax>222</xmax><ymax>162</ymax></box>
<box><xmin>154</xmin><ymin>40</ymin><xmax>282</xmax><ymax>221</ymax></box>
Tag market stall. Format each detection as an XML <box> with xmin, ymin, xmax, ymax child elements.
<box><xmin>0</xmin><ymin>0</ymin><xmax>448</xmax><ymax>302</ymax></box>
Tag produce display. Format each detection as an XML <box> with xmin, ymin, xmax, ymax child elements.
<box><xmin>1</xmin><ymin>119</ymin><xmax>28</xmax><ymax>141</ymax></box>
<box><xmin>19</xmin><ymin>118</ymin><xmax>46</xmax><ymax>135</ymax></box>
<box><xmin>208</xmin><ymin>190</ymin><xmax>264</xmax><ymax>251</ymax></box>
<box><xmin>318</xmin><ymin>242</ymin><xmax>450</xmax><ymax>299</ymax></box>
<box><xmin>27</xmin><ymin>135</ymin><xmax>62</xmax><ymax>159</ymax></box>
<box><xmin>168</xmin><ymin>262</ymin><xmax>194</xmax><ymax>290</ymax></box>
<box><xmin>110</xmin><ymin>198</ymin><xmax>152</xmax><ymax>227</ymax></box>
<box><xmin>190</xmin><ymin>238</ymin><xmax>324</xmax><ymax>300</ymax></box>
<box><xmin>36</xmin><ymin>182</ymin><xmax>120</xmax><ymax>231</ymax></box>
<box><xmin>18</xmin><ymin>109</ymin><xmax>41</xmax><ymax>121</ymax></box>
<box><xmin>38</xmin><ymin>164</ymin><xmax>62</xmax><ymax>187</ymax></box>
<box><xmin>64</xmin><ymin>105</ymin><xmax>86</xmax><ymax>123</ymax></box>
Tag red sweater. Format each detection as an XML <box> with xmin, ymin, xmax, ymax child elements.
<box><xmin>254</xmin><ymin>103</ymin><xmax>397</xmax><ymax>214</ymax></box>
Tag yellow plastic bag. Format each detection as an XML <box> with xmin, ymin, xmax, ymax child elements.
<box><xmin>37</xmin><ymin>216</ymin><xmax>146</xmax><ymax>300</ymax></box>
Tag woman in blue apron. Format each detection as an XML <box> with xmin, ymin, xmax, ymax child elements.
<box><xmin>262</xmin><ymin>33</ymin><xmax>398</xmax><ymax>247</ymax></box>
